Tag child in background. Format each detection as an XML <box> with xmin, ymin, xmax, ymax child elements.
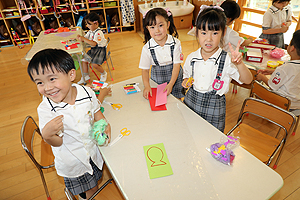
<box><xmin>77</xmin><ymin>12</ymin><xmax>107</xmax><ymax>84</ymax></box>
<box><xmin>256</xmin><ymin>30</ymin><xmax>300</xmax><ymax>115</ymax></box>
<box><xmin>260</xmin><ymin>0</ymin><xmax>292</xmax><ymax>48</ymax></box>
<box><xmin>221</xmin><ymin>0</ymin><xmax>253</xmax><ymax>52</ymax></box>
<box><xmin>27</xmin><ymin>49</ymin><xmax>111</xmax><ymax>199</ymax></box>
<box><xmin>139</xmin><ymin>8</ymin><xmax>184</xmax><ymax>99</ymax></box>
<box><xmin>182</xmin><ymin>6</ymin><xmax>252</xmax><ymax>132</ymax></box>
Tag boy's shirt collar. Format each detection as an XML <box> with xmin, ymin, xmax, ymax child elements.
<box><xmin>46</xmin><ymin>84</ymin><xmax>92</xmax><ymax>112</ymax></box>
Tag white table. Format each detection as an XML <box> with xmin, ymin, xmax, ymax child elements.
<box><xmin>25</xmin><ymin>28</ymin><xmax>88</xmax><ymax>83</ymax></box>
<box><xmin>100</xmin><ymin>76</ymin><xmax>283</xmax><ymax>200</ymax></box>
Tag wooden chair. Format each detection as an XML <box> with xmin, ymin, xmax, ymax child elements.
<box><xmin>226</xmin><ymin>98</ymin><xmax>296</xmax><ymax>169</ymax></box>
<box><xmin>20</xmin><ymin>116</ymin><xmax>55</xmax><ymax>200</ymax></box>
<box><xmin>231</xmin><ymin>68</ymin><xmax>257</xmax><ymax>93</ymax></box>
<box><xmin>250</xmin><ymin>80</ymin><xmax>291</xmax><ymax>110</ymax></box>
<box><xmin>250</xmin><ymin>80</ymin><xmax>300</xmax><ymax>135</ymax></box>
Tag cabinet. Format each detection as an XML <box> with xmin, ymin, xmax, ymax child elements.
<box><xmin>0</xmin><ymin>0</ymin><xmax>136</xmax><ymax>48</ymax></box>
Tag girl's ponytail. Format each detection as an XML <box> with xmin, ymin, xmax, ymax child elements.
<box><xmin>167</xmin><ymin>12</ymin><xmax>178</xmax><ymax>39</ymax></box>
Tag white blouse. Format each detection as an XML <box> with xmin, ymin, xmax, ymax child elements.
<box><xmin>38</xmin><ymin>84</ymin><xmax>103</xmax><ymax>178</ymax></box>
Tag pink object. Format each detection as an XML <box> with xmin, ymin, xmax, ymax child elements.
<box><xmin>155</xmin><ymin>82</ymin><xmax>168</xmax><ymax>107</ymax></box>
<box><xmin>270</xmin><ymin>48</ymin><xmax>285</xmax><ymax>58</ymax></box>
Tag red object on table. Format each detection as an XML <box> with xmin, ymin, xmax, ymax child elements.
<box><xmin>148</xmin><ymin>88</ymin><xmax>167</xmax><ymax>111</ymax></box>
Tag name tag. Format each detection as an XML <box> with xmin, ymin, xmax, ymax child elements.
<box><xmin>212</xmin><ymin>79</ymin><xmax>224</xmax><ymax>91</ymax></box>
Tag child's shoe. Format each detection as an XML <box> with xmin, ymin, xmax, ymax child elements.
<box><xmin>77</xmin><ymin>75</ymin><xmax>90</xmax><ymax>84</ymax></box>
<box><xmin>100</xmin><ymin>71</ymin><xmax>107</xmax><ymax>82</ymax></box>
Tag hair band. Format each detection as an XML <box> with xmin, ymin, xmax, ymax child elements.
<box><xmin>143</xmin><ymin>7</ymin><xmax>172</xmax><ymax>19</ymax></box>
<box><xmin>197</xmin><ymin>5</ymin><xmax>224</xmax><ymax>18</ymax></box>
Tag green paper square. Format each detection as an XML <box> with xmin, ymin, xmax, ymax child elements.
<box><xmin>143</xmin><ymin>143</ymin><xmax>173</xmax><ymax>179</ymax></box>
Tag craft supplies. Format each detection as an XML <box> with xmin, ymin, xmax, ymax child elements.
<box><xmin>109</xmin><ymin>128</ymin><xmax>131</xmax><ymax>147</ymax></box>
<box><xmin>123</xmin><ymin>83</ymin><xmax>141</xmax><ymax>94</ymax></box>
<box><xmin>61</xmin><ymin>38</ymin><xmax>80</xmax><ymax>50</ymax></box>
<box><xmin>103</xmin><ymin>101</ymin><xmax>122</xmax><ymax>111</ymax></box>
<box><xmin>91</xmin><ymin>80</ymin><xmax>108</xmax><ymax>90</ymax></box>
<box><xmin>90</xmin><ymin>119</ymin><xmax>109</xmax><ymax>146</ymax></box>
<box><xmin>207</xmin><ymin>135</ymin><xmax>240</xmax><ymax>165</ymax></box>
<box><xmin>270</xmin><ymin>48</ymin><xmax>285</xmax><ymax>59</ymax></box>
<box><xmin>246</xmin><ymin>47</ymin><xmax>263</xmax><ymax>63</ymax></box>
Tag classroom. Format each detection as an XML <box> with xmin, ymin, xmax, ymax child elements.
<box><xmin>1</xmin><ymin>0</ymin><xmax>300</xmax><ymax>199</ymax></box>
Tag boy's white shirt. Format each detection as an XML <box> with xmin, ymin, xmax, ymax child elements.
<box><xmin>85</xmin><ymin>28</ymin><xmax>107</xmax><ymax>47</ymax></box>
<box><xmin>183</xmin><ymin>47</ymin><xmax>242</xmax><ymax>95</ymax></box>
<box><xmin>262</xmin><ymin>5</ymin><xmax>292</xmax><ymax>29</ymax></box>
<box><xmin>139</xmin><ymin>34</ymin><xmax>183</xmax><ymax>69</ymax></box>
<box><xmin>38</xmin><ymin>84</ymin><xmax>104</xmax><ymax>178</ymax></box>
<box><xmin>223</xmin><ymin>26</ymin><xmax>245</xmax><ymax>52</ymax></box>
<box><xmin>268</xmin><ymin>60</ymin><xmax>300</xmax><ymax>109</ymax></box>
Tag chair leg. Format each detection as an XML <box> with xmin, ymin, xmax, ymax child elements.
<box><xmin>232</xmin><ymin>84</ymin><xmax>237</xmax><ymax>93</ymax></box>
<box><xmin>38</xmin><ymin>168</ymin><xmax>52</xmax><ymax>200</ymax></box>
<box><xmin>89</xmin><ymin>64</ymin><xmax>100</xmax><ymax>81</ymax></box>
<box><xmin>106</xmin><ymin>54</ymin><xmax>114</xmax><ymax>81</ymax></box>
<box><xmin>292</xmin><ymin>116</ymin><xmax>300</xmax><ymax>136</ymax></box>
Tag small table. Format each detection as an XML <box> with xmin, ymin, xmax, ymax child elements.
<box><xmin>25</xmin><ymin>28</ymin><xmax>87</xmax><ymax>83</ymax></box>
<box><xmin>99</xmin><ymin>76</ymin><xmax>283</xmax><ymax>200</ymax></box>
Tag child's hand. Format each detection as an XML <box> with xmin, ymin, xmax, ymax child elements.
<box><xmin>100</xmin><ymin>87</ymin><xmax>112</xmax><ymax>97</ymax></box>
<box><xmin>105</xmin><ymin>123</ymin><xmax>111</xmax><ymax>143</ymax></box>
<box><xmin>41</xmin><ymin>115</ymin><xmax>64</xmax><ymax>146</ymax></box>
<box><xmin>182</xmin><ymin>78</ymin><xmax>191</xmax><ymax>88</ymax></box>
<box><xmin>77</xmin><ymin>35</ymin><xmax>84</xmax><ymax>42</ymax></box>
<box><xmin>281</xmin><ymin>25</ymin><xmax>288</xmax><ymax>33</ymax></box>
<box><xmin>255</xmin><ymin>73</ymin><xmax>266</xmax><ymax>81</ymax></box>
<box><xmin>229</xmin><ymin>40</ymin><xmax>243</xmax><ymax>65</ymax></box>
<box><xmin>257</xmin><ymin>69</ymin><xmax>274</xmax><ymax>75</ymax></box>
<box><xmin>164</xmin><ymin>84</ymin><xmax>173</xmax><ymax>96</ymax></box>
<box><xmin>143</xmin><ymin>86</ymin><xmax>152</xmax><ymax>99</ymax></box>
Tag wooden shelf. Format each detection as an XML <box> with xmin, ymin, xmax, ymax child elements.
<box><xmin>0</xmin><ymin>0</ymin><xmax>136</xmax><ymax>47</ymax></box>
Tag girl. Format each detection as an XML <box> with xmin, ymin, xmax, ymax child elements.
<box><xmin>182</xmin><ymin>6</ymin><xmax>252</xmax><ymax>132</ymax></box>
<box><xmin>139</xmin><ymin>8</ymin><xmax>184</xmax><ymax>99</ymax></box>
<box><xmin>77</xmin><ymin>12</ymin><xmax>107</xmax><ymax>84</ymax></box>
<box><xmin>220</xmin><ymin>0</ymin><xmax>253</xmax><ymax>52</ymax></box>
<box><xmin>27</xmin><ymin>49</ymin><xmax>111</xmax><ymax>199</ymax></box>
<box><xmin>260</xmin><ymin>0</ymin><xmax>292</xmax><ymax>49</ymax></box>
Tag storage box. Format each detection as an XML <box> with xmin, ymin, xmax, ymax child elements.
<box><xmin>104</xmin><ymin>2</ymin><xmax>117</xmax><ymax>7</ymax></box>
<box><xmin>5</xmin><ymin>12</ymin><xmax>13</xmax><ymax>17</ymax></box>
<box><xmin>40</xmin><ymin>9</ymin><xmax>48</xmax><ymax>14</ymax></box>
<box><xmin>247</xmin><ymin>43</ymin><xmax>276</xmax><ymax>51</ymax></box>
<box><xmin>60</xmin><ymin>8</ymin><xmax>68</xmax><ymax>12</ymax></box>
<box><xmin>246</xmin><ymin>47</ymin><xmax>263</xmax><ymax>63</ymax></box>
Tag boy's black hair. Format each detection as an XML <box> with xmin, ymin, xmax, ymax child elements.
<box><xmin>220</xmin><ymin>0</ymin><xmax>241</xmax><ymax>22</ymax></box>
<box><xmin>27</xmin><ymin>48</ymin><xmax>75</xmax><ymax>81</ymax></box>
<box><xmin>272</xmin><ymin>0</ymin><xmax>290</xmax><ymax>4</ymax></box>
<box><xmin>85</xmin><ymin>12</ymin><xmax>101</xmax><ymax>25</ymax></box>
<box><xmin>290</xmin><ymin>29</ymin><xmax>300</xmax><ymax>56</ymax></box>
<box><xmin>195</xmin><ymin>7</ymin><xmax>227</xmax><ymax>44</ymax></box>
<box><xmin>143</xmin><ymin>8</ymin><xmax>178</xmax><ymax>44</ymax></box>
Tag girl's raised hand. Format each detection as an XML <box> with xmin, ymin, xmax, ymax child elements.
<box><xmin>229</xmin><ymin>40</ymin><xmax>243</xmax><ymax>65</ymax></box>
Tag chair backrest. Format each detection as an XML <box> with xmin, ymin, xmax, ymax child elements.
<box><xmin>231</xmin><ymin>68</ymin><xmax>257</xmax><ymax>89</ymax></box>
<box><xmin>239</xmin><ymin>98</ymin><xmax>296</xmax><ymax>135</ymax></box>
<box><xmin>20</xmin><ymin>116</ymin><xmax>54</xmax><ymax>168</ymax></box>
<box><xmin>250</xmin><ymin>80</ymin><xmax>291</xmax><ymax>110</ymax></box>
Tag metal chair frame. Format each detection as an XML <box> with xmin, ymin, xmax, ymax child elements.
<box><xmin>20</xmin><ymin>116</ymin><xmax>55</xmax><ymax>200</ymax></box>
<box><xmin>227</xmin><ymin>98</ymin><xmax>296</xmax><ymax>169</ymax></box>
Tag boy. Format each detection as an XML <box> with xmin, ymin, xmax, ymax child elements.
<box><xmin>27</xmin><ymin>48</ymin><xmax>111</xmax><ymax>199</ymax></box>
<box><xmin>221</xmin><ymin>0</ymin><xmax>253</xmax><ymax>52</ymax></box>
<box><xmin>256</xmin><ymin>30</ymin><xmax>300</xmax><ymax>114</ymax></box>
